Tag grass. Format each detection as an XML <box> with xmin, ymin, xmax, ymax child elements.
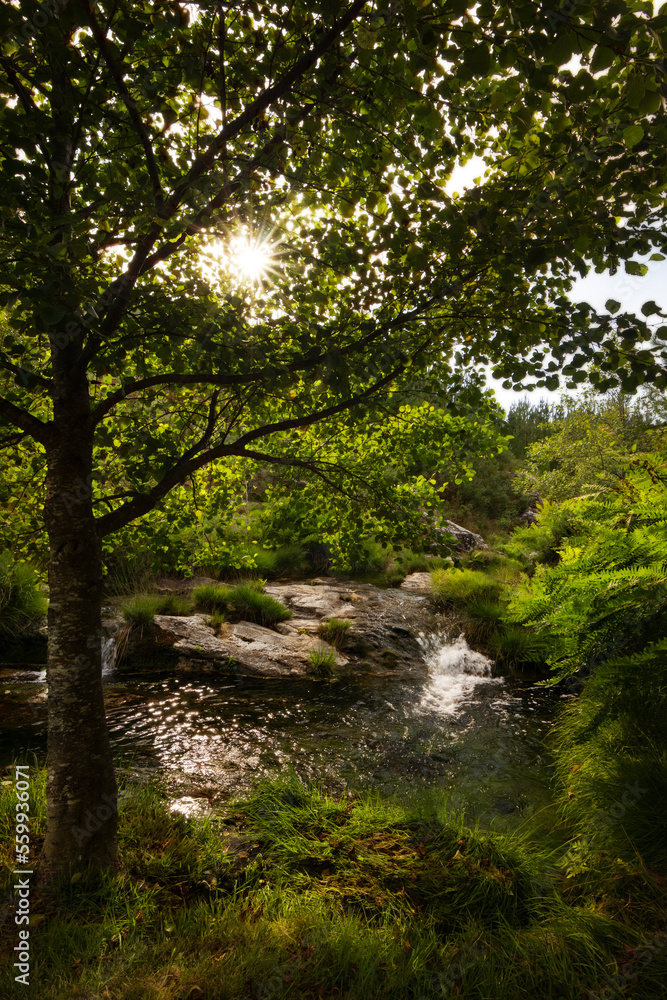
<box><xmin>430</xmin><ymin>568</ymin><xmax>504</xmax><ymax>609</ymax></box>
<box><xmin>193</xmin><ymin>581</ymin><xmax>292</xmax><ymax>627</ymax></box>
<box><xmin>120</xmin><ymin>594</ymin><xmax>193</xmax><ymax>627</ymax></box>
<box><xmin>317</xmin><ymin>618</ymin><xmax>353</xmax><ymax>648</ymax></box>
<box><xmin>0</xmin><ymin>553</ymin><xmax>47</xmax><ymax>642</ymax></box>
<box><xmin>308</xmin><ymin>644</ymin><xmax>337</xmax><ymax>677</ymax></box>
<box><xmin>2</xmin><ymin>770</ymin><xmax>666</xmax><ymax>1000</ymax></box>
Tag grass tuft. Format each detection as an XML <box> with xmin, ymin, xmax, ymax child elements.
<box><xmin>193</xmin><ymin>581</ymin><xmax>291</xmax><ymax>627</ymax></box>
<box><xmin>317</xmin><ymin>618</ymin><xmax>353</xmax><ymax>648</ymax></box>
<box><xmin>430</xmin><ymin>568</ymin><xmax>503</xmax><ymax>608</ymax></box>
<box><xmin>308</xmin><ymin>644</ymin><xmax>337</xmax><ymax>677</ymax></box>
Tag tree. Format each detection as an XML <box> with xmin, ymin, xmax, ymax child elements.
<box><xmin>513</xmin><ymin>390</ymin><xmax>659</xmax><ymax>501</ymax></box>
<box><xmin>1</xmin><ymin>0</ymin><xmax>666</xmax><ymax>875</ymax></box>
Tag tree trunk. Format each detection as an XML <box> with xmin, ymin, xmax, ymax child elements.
<box><xmin>40</xmin><ymin>372</ymin><xmax>118</xmax><ymax>875</ymax></box>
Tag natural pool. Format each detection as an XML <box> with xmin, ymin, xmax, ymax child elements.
<box><xmin>0</xmin><ymin>632</ymin><xmax>565</xmax><ymax>835</ymax></box>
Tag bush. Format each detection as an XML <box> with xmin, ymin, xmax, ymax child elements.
<box><xmin>430</xmin><ymin>568</ymin><xmax>503</xmax><ymax>609</ymax></box>
<box><xmin>317</xmin><ymin>618</ymin><xmax>352</xmax><ymax>648</ymax></box>
<box><xmin>0</xmin><ymin>554</ymin><xmax>47</xmax><ymax>640</ymax></box>
<box><xmin>501</xmin><ymin>501</ymin><xmax>571</xmax><ymax>567</ymax></box>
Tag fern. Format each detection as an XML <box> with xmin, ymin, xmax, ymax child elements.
<box><xmin>505</xmin><ymin>454</ymin><xmax>667</xmax><ymax>681</ymax></box>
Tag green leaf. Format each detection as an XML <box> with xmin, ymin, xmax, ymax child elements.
<box><xmin>641</xmin><ymin>300</ymin><xmax>660</xmax><ymax>317</ymax></box>
<box><xmin>590</xmin><ymin>44</ymin><xmax>616</xmax><ymax>74</ymax></box>
<box><xmin>605</xmin><ymin>299</ymin><xmax>621</xmax><ymax>314</ymax></box>
<box><xmin>625</xmin><ymin>260</ymin><xmax>648</xmax><ymax>276</ymax></box>
<box><xmin>622</xmin><ymin>125</ymin><xmax>644</xmax><ymax>148</ymax></box>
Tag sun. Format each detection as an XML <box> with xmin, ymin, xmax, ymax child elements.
<box><xmin>201</xmin><ymin>228</ymin><xmax>278</xmax><ymax>289</ymax></box>
<box><xmin>232</xmin><ymin>235</ymin><xmax>275</xmax><ymax>283</ymax></box>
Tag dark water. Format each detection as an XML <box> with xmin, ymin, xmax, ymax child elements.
<box><xmin>0</xmin><ymin>634</ymin><xmax>565</xmax><ymax>833</ymax></box>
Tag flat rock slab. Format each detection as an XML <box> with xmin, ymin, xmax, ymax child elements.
<box><xmin>150</xmin><ymin>614</ymin><xmax>345</xmax><ymax>677</ymax></box>
<box><xmin>400</xmin><ymin>572</ymin><xmax>433</xmax><ymax>592</ymax></box>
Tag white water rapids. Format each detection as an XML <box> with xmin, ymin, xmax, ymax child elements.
<box><xmin>418</xmin><ymin>633</ymin><xmax>503</xmax><ymax>715</ymax></box>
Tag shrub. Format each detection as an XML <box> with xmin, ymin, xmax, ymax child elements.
<box><xmin>307</xmin><ymin>644</ymin><xmax>337</xmax><ymax>677</ymax></box>
<box><xmin>0</xmin><ymin>554</ymin><xmax>47</xmax><ymax>640</ymax></box>
<box><xmin>317</xmin><ymin>617</ymin><xmax>352</xmax><ymax>648</ymax></box>
<box><xmin>501</xmin><ymin>501</ymin><xmax>571</xmax><ymax>567</ymax></box>
<box><xmin>430</xmin><ymin>568</ymin><xmax>503</xmax><ymax>609</ymax></box>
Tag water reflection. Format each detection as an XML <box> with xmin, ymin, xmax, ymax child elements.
<box><xmin>0</xmin><ymin>635</ymin><xmax>562</xmax><ymax>830</ymax></box>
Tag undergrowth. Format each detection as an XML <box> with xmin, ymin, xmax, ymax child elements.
<box><xmin>2</xmin><ymin>770</ymin><xmax>665</xmax><ymax>1000</ymax></box>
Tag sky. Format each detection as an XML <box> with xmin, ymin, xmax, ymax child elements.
<box><xmin>446</xmin><ymin>159</ymin><xmax>667</xmax><ymax>414</ymax></box>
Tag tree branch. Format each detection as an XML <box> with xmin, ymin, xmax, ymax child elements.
<box><xmin>80</xmin><ymin>0</ymin><xmax>164</xmax><ymax>206</ymax></box>
<box><xmin>95</xmin><ymin>358</ymin><xmax>405</xmax><ymax>536</ymax></box>
<box><xmin>0</xmin><ymin>395</ymin><xmax>53</xmax><ymax>446</ymax></box>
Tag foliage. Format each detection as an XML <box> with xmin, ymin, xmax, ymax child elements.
<box><xmin>514</xmin><ymin>391</ymin><xmax>659</xmax><ymax>503</ymax></box>
<box><xmin>191</xmin><ymin>583</ymin><xmax>231</xmax><ymax>614</ymax></box>
<box><xmin>307</xmin><ymin>644</ymin><xmax>338</xmax><ymax>678</ymax></box>
<box><xmin>0</xmin><ymin>553</ymin><xmax>47</xmax><ymax>641</ymax></box>
<box><xmin>317</xmin><ymin>618</ymin><xmax>353</xmax><ymax>649</ymax></box>
<box><xmin>505</xmin><ymin>398</ymin><xmax>557</xmax><ymax>459</ymax></box>
<box><xmin>500</xmin><ymin>502</ymin><xmax>573</xmax><ymax>567</ymax></box>
<box><xmin>120</xmin><ymin>595</ymin><xmax>161</xmax><ymax>629</ymax></box>
<box><xmin>120</xmin><ymin>593</ymin><xmax>193</xmax><ymax>626</ymax></box>
<box><xmin>4</xmin><ymin>769</ymin><xmax>667</xmax><ymax>1000</ymax></box>
<box><xmin>226</xmin><ymin>583</ymin><xmax>292</xmax><ymax>627</ymax></box>
<box><xmin>3</xmin><ymin>0</ymin><xmax>667</xmax><ymax>877</ymax></box>
<box><xmin>439</xmin><ymin>452</ymin><xmax>535</xmax><ymax>535</ymax></box>
<box><xmin>550</xmin><ymin>640</ymin><xmax>667</xmax><ymax>872</ymax></box>
<box><xmin>506</xmin><ymin>456</ymin><xmax>667</xmax><ymax>682</ymax></box>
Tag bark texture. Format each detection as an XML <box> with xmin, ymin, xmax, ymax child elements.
<box><xmin>41</xmin><ymin>371</ymin><xmax>118</xmax><ymax>874</ymax></box>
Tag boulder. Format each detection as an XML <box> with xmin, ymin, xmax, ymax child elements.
<box><xmin>444</xmin><ymin>520</ymin><xmax>488</xmax><ymax>553</ymax></box>
<box><xmin>150</xmin><ymin>613</ymin><xmax>346</xmax><ymax>678</ymax></box>
<box><xmin>107</xmin><ymin>579</ymin><xmax>457</xmax><ymax>680</ymax></box>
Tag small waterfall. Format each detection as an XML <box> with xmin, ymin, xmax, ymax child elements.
<box><xmin>101</xmin><ymin>634</ymin><xmax>117</xmax><ymax>676</ymax></box>
<box><xmin>418</xmin><ymin>633</ymin><xmax>502</xmax><ymax>715</ymax></box>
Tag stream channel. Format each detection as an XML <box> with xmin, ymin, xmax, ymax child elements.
<box><xmin>0</xmin><ymin>614</ymin><xmax>566</xmax><ymax>837</ymax></box>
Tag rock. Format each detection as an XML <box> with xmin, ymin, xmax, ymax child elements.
<box><xmin>106</xmin><ymin>578</ymin><xmax>456</xmax><ymax>681</ymax></box>
<box><xmin>400</xmin><ymin>572</ymin><xmax>432</xmax><ymax>592</ymax></box>
<box><xmin>444</xmin><ymin>520</ymin><xmax>488</xmax><ymax>553</ymax></box>
<box><xmin>150</xmin><ymin>614</ymin><xmax>346</xmax><ymax>678</ymax></box>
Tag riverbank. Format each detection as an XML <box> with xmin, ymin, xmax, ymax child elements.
<box><xmin>2</xmin><ymin>769</ymin><xmax>666</xmax><ymax>1000</ymax></box>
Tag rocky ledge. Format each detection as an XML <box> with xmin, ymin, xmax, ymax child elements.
<box><xmin>113</xmin><ymin>577</ymin><xmax>451</xmax><ymax>680</ymax></box>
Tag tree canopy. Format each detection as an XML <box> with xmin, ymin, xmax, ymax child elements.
<box><xmin>2</xmin><ymin>0</ymin><xmax>667</xmax><ymax>875</ymax></box>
